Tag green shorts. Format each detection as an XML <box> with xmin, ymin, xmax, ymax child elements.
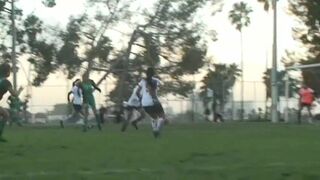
<box><xmin>84</xmin><ymin>95</ymin><xmax>96</xmax><ymax>109</ymax></box>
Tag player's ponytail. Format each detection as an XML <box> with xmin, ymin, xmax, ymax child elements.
<box><xmin>72</xmin><ymin>79</ymin><xmax>80</xmax><ymax>87</ymax></box>
<box><xmin>72</xmin><ymin>79</ymin><xmax>81</xmax><ymax>97</ymax></box>
<box><xmin>146</xmin><ymin>67</ymin><xmax>156</xmax><ymax>90</ymax></box>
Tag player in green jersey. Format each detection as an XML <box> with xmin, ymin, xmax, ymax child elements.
<box><xmin>0</xmin><ymin>63</ymin><xmax>23</xmax><ymax>142</ymax></box>
<box><xmin>82</xmin><ymin>74</ymin><xmax>102</xmax><ymax>131</ymax></box>
<box><xmin>7</xmin><ymin>95</ymin><xmax>23</xmax><ymax>126</ymax></box>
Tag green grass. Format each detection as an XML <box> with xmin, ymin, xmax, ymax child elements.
<box><xmin>1</xmin><ymin>122</ymin><xmax>320</xmax><ymax>180</ymax></box>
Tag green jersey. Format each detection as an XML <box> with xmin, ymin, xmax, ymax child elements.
<box><xmin>81</xmin><ymin>80</ymin><xmax>99</xmax><ymax>109</ymax></box>
<box><xmin>8</xmin><ymin>96</ymin><xmax>22</xmax><ymax>111</ymax></box>
<box><xmin>82</xmin><ymin>82</ymin><xmax>94</xmax><ymax>96</ymax></box>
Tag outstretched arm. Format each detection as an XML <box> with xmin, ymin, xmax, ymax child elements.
<box><xmin>91</xmin><ymin>80</ymin><xmax>101</xmax><ymax>92</ymax></box>
<box><xmin>67</xmin><ymin>91</ymin><xmax>72</xmax><ymax>103</ymax></box>
<box><xmin>136</xmin><ymin>85</ymin><xmax>142</xmax><ymax>100</ymax></box>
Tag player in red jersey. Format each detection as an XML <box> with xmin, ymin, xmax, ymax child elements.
<box><xmin>297</xmin><ymin>84</ymin><xmax>315</xmax><ymax>124</ymax></box>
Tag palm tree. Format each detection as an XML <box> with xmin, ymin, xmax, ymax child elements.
<box><xmin>257</xmin><ymin>0</ymin><xmax>279</xmax><ymax>122</ymax></box>
<box><xmin>228</xmin><ymin>2</ymin><xmax>252</xmax><ymax>120</ymax></box>
<box><xmin>257</xmin><ymin>0</ymin><xmax>270</xmax><ymax>11</ymax></box>
<box><xmin>200</xmin><ymin>63</ymin><xmax>241</xmax><ymax>119</ymax></box>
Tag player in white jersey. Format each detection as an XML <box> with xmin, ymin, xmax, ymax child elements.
<box><xmin>136</xmin><ymin>67</ymin><xmax>167</xmax><ymax>138</ymax></box>
<box><xmin>121</xmin><ymin>86</ymin><xmax>145</xmax><ymax>132</ymax></box>
<box><xmin>66</xmin><ymin>79</ymin><xmax>85</xmax><ymax>129</ymax></box>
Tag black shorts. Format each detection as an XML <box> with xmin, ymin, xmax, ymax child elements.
<box><xmin>73</xmin><ymin>104</ymin><xmax>82</xmax><ymax>112</ymax></box>
<box><xmin>125</xmin><ymin>105</ymin><xmax>141</xmax><ymax>111</ymax></box>
<box><xmin>143</xmin><ymin>103</ymin><xmax>164</xmax><ymax>115</ymax></box>
<box><xmin>300</xmin><ymin>103</ymin><xmax>312</xmax><ymax>107</ymax></box>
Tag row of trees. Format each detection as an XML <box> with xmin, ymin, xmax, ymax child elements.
<box><xmin>0</xmin><ymin>0</ymin><xmax>224</xmax><ymax>106</ymax></box>
<box><xmin>0</xmin><ymin>0</ymin><xmax>319</xmax><ymax>114</ymax></box>
<box><xmin>289</xmin><ymin>0</ymin><xmax>320</xmax><ymax>93</ymax></box>
<box><xmin>227</xmin><ymin>0</ymin><xmax>320</xmax><ymax>103</ymax></box>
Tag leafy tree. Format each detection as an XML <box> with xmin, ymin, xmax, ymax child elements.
<box><xmin>0</xmin><ymin>0</ymin><xmax>23</xmax><ymax>63</ymax></box>
<box><xmin>0</xmin><ymin>1</ymin><xmax>56</xmax><ymax>86</ymax></box>
<box><xmin>199</xmin><ymin>63</ymin><xmax>241</xmax><ymax>112</ymax></box>
<box><xmin>299</xmin><ymin>60</ymin><xmax>320</xmax><ymax>95</ymax></box>
<box><xmin>258</xmin><ymin>0</ymin><xmax>282</xmax><ymax>11</ymax></box>
<box><xmin>95</xmin><ymin>0</ymin><xmax>221</xmax><ymax>104</ymax></box>
<box><xmin>228</xmin><ymin>1</ymin><xmax>252</xmax><ymax>119</ymax></box>
<box><xmin>19</xmin><ymin>0</ymin><xmax>222</xmax><ymax>107</ymax></box>
<box><xmin>289</xmin><ymin>0</ymin><xmax>320</xmax><ymax>89</ymax></box>
<box><xmin>42</xmin><ymin>0</ymin><xmax>56</xmax><ymax>7</ymax></box>
<box><xmin>29</xmin><ymin>0</ymin><xmax>129</xmax><ymax>84</ymax></box>
<box><xmin>229</xmin><ymin>2</ymin><xmax>252</xmax><ymax>32</ymax></box>
<box><xmin>257</xmin><ymin>0</ymin><xmax>271</xmax><ymax>11</ymax></box>
<box><xmin>263</xmin><ymin>69</ymin><xmax>299</xmax><ymax>99</ymax></box>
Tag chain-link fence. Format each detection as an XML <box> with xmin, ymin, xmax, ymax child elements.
<box><xmin>1</xmin><ymin>80</ymin><xmax>313</xmax><ymax>123</ymax></box>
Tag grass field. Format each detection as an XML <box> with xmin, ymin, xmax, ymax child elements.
<box><xmin>1</xmin><ymin>122</ymin><xmax>320</xmax><ymax>180</ymax></box>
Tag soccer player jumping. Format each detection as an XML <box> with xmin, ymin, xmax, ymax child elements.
<box><xmin>82</xmin><ymin>73</ymin><xmax>102</xmax><ymax>131</ymax></box>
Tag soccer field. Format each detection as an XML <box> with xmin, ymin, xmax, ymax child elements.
<box><xmin>1</xmin><ymin>122</ymin><xmax>320</xmax><ymax>180</ymax></box>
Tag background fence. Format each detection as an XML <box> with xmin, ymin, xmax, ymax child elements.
<box><xmin>0</xmin><ymin>80</ymin><xmax>309</xmax><ymax>123</ymax></box>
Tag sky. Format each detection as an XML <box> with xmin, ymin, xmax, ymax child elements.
<box><xmin>0</xmin><ymin>0</ymin><xmax>304</xmax><ymax>113</ymax></box>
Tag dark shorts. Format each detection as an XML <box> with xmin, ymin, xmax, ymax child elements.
<box><xmin>143</xmin><ymin>103</ymin><xmax>164</xmax><ymax>115</ymax></box>
<box><xmin>300</xmin><ymin>103</ymin><xmax>312</xmax><ymax>107</ymax></box>
<box><xmin>73</xmin><ymin>104</ymin><xmax>82</xmax><ymax>112</ymax></box>
<box><xmin>125</xmin><ymin>105</ymin><xmax>141</xmax><ymax>111</ymax></box>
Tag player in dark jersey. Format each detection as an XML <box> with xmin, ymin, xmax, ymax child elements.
<box><xmin>0</xmin><ymin>63</ymin><xmax>23</xmax><ymax>142</ymax></box>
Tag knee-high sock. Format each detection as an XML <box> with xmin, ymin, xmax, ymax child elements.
<box><xmin>156</xmin><ymin>118</ymin><xmax>164</xmax><ymax>131</ymax></box>
<box><xmin>151</xmin><ymin>119</ymin><xmax>157</xmax><ymax>131</ymax></box>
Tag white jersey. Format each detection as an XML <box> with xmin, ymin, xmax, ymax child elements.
<box><xmin>71</xmin><ymin>86</ymin><xmax>83</xmax><ymax>105</ymax></box>
<box><xmin>126</xmin><ymin>86</ymin><xmax>141</xmax><ymax>107</ymax></box>
<box><xmin>138</xmin><ymin>77</ymin><xmax>161</xmax><ymax>107</ymax></box>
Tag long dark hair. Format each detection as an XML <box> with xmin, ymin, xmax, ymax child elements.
<box><xmin>72</xmin><ymin>79</ymin><xmax>81</xmax><ymax>96</ymax></box>
<box><xmin>146</xmin><ymin>67</ymin><xmax>156</xmax><ymax>90</ymax></box>
<box><xmin>72</xmin><ymin>79</ymin><xmax>81</xmax><ymax>86</ymax></box>
<box><xmin>0</xmin><ymin>63</ymin><xmax>11</xmax><ymax>78</ymax></box>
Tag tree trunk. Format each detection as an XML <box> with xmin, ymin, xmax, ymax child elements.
<box><xmin>116</xmin><ymin>28</ymin><xmax>140</xmax><ymax>106</ymax></box>
<box><xmin>240</xmin><ymin>30</ymin><xmax>244</xmax><ymax>120</ymax></box>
